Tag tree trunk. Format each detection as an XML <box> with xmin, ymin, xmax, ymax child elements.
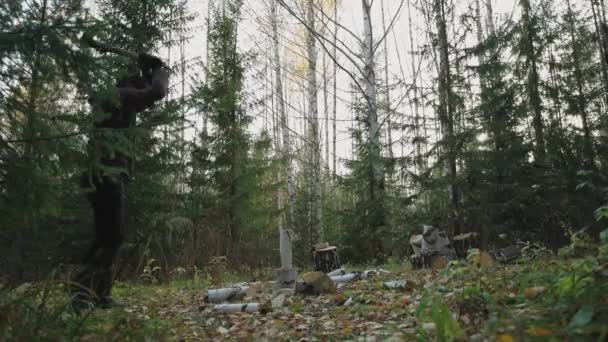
<box><xmin>271</xmin><ymin>0</ymin><xmax>296</xmax><ymax>270</ymax></box>
<box><xmin>433</xmin><ymin>0</ymin><xmax>460</xmax><ymax>235</ymax></box>
<box><xmin>332</xmin><ymin>0</ymin><xmax>338</xmax><ymax>183</ymax></box>
<box><xmin>306</xmin><ymin>0</ymin><xmax>322</xmax><ymax>246</ymax></box>
<box><xmin>381</xmin><ymin>0</ymin><xmax>394</xmax><ymax>165</ymax></box>
<box><xmin>407</xmin><ymin>0</ymin><xmax>423</xmax><ymax>174</ymax></box>
<box><xmin>484</xmin><ymin>0</ymin><xmax>495</xmax><ymax>37</ymax></box>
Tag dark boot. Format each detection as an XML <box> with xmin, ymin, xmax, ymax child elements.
<box><xmin>98</xmin><ymin>296</ymin><xmax>127</xmax><ymax>309</ymax></box>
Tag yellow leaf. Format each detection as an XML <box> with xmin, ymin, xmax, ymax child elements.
<box><xmin>527</xmin><ymin>327</ymin><xmax>553</xmax><ymax>336</ymax></box>
<box><xmin>497</xmin><ymin>334</ymin><xmax>514</xmax><ymax>342</ymax></box>
<box><xmin>523</xmin><ymin>286</ymin><xmax>546</xmax><ymax>299</ymax></box>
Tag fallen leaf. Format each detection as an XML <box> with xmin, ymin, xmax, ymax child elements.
<box><xmin>497</xmin><ymin>334</ymin><xmax>514</xmax><ymax>342</ymax></box>
<box><xmin>523</xmin><ymin>286</ymin><xmax>546</xmax><ymax>299</ymax></box>
<box><xmin>527</xmin><ymin>327</ymin><xmax>553</xmax><ymax>337</ymax></box>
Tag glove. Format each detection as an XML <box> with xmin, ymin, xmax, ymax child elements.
<box><xmin>137</xmin><ymin>53</ymin><xmax>165</xmax><ymax>72</ymax></box>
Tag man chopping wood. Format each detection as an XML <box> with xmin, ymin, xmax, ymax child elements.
<box><xmin>71</xmin><ymin>52</ymin><xmax>169</xmax><ymax>311</ymax></box>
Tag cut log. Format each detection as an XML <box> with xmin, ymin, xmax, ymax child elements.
<box><xmin>383</xmin><ymin>280</ymin><xmax>408</xmax><ymax>291</ymax></box>
<box><xmin>327</xmin><ymin>268</ymin><xmax>346</xmax><ymax>277</ymax></box>
<box><xmin>213</xmin><ymin>303</ymin><xmax>259</xmax><ymax>313</ymax></box>
<box><xmin>361</xmin><ymin>269</ymin><xmax>390</xmax><ymax>279</ymax></box>
<box><xmin>312</xmin><ymin>243</ymin><xmax>340</xmax><ymax>273</ymax></box>
<box><xmin>205</xmin><ymin>286</ymin><xmax>249</xmax><ymax>303</ymax></box>
<box><xmin>330</xmin><ymin>273</ymin><xmax>360</xmax><ymax>283</ymax></box>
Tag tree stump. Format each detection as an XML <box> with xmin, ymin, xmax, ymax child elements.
<box><xmin>312</xmin><ymin>243</ymin><xmax>340</xmax><ymax>273</ymax></box>
<box><xmin>452</xmin><ymin>232</ymin><xmax>479</xmax><ymax>258</ymax></box>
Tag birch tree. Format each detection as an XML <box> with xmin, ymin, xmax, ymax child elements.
<box><xmin>271</xmin><ymin>0</ymin><xmax>296</xmax><ymax>272</ymax></box>
<box><xmin>306</xmin><ymin>0</ymin><xmax>322</xmax><ymax>245</ymax></box>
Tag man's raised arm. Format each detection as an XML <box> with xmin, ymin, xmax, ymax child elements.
<box><xmin>118</xmin><ymin>54</ymin><xmax>169</xmax><ymax>110</ymax></box>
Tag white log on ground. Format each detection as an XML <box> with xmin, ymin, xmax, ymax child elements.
<box><xmin>330</xmin><ymin>273</ymin><xmax>360</xmax><ymax>283</ymax></box>
<box><xmin>327</xmin><ymin>268</ymin><xmax>346</xmax><ymax>277</ymax></box>
<box><xmin>205</xmin><ymin>286</ymin><xmax>250</xmax><ymax>303</ymax></box>
<box><xmin>213</xmin><ymin>303</ymin><xmax>259</xmax><ymax>313</ymax></box>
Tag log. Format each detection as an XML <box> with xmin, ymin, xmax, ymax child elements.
<box><xmin>327</xmin><ymin>268</ymin><xmax>346</xmax><ymax>277</ymax></box>
<box><xmin>80</xmin><ymin>32</ymin><xmax>138</xmax><ymax>59</ymax></box>
<box><xmin>361</xmin><ymin>269</ymin><xmax>390</xmax><ymax>279</ymax></box>
<box><xmin>213</xmin><ymin>303</ymin><xmax>258</xmax><ymax>313</ymax></box>
<box><xmin>205</xmin><ymin>286</ymin><xmax>249</xmax><ymax>303</ymax></box>
<box><xmin>312</xmin><ymin>243</ymin><xmax>340</xmax><ymax>273</ymax></box>
<box><xmin>330</xmin><ymin>273</ymin><xmax>360</xmax><ymax>283</ymax></box>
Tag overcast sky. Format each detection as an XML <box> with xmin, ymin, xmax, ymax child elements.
<box><xmin>159</xmin><ymin>0</ymin><xmax>590</xmax><ymax>174</ymax></box>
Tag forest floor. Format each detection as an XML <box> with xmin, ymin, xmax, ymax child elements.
<box><xmin>2</xmin><ymin>250</ymin><xmax>607</xmax><ymax>341</ymax></box>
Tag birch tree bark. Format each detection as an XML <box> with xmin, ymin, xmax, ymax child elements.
<box><xmin>332</xmin><ymin>0</ymin><xmax>338</xmax><ymax>181</ymax></box>
<box><xmin>484</xmin><ymin>0</ymin><xmax>495</xmax><ymax>36</ymax></box>
<box><xmin>381</xmin><ymin>0</ymin><xmax>394</xmax><ymax>164</ymax></box>
<box><xmin>306</xmin><ymin>0</ymin><xmax>322</xmax><ymax>245</ymax></box>
<box><xmin>271</xmin><ymin>0</ymin><xmax>296</xmax><ymax>270</ymax></box>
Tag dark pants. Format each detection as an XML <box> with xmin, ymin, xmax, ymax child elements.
<box><xmin>71</xmin><ymin>174</ymin><xmax>125</xmax><ymax>302</ymax></box>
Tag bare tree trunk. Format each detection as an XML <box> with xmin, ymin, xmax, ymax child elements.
<box><xmin>475</xmin><ymin>0</ymin><xmax>486</xmax><ymax>90</ymax></box>
<box><xmin>433</xmin><ymin>0</ymin><xmax>460</xmax><ymax>235</ymax></box>
<box><xmin>306</xmin><ymin>0</ymin><xmax>322</xmax><ymax>245</ymax></box>
<box><xmin>484</xmin><ymin>0</ymin><xmax>495</xmax><ymax>37</ymax></box>
<box><xmin>203</xmin><ymin>0</ymin><xmax>213</xmax><ymax>136</ymax></box>
<box><xmin>332</xmin><ymin>0</ymin><xmax>338</xmax><ymax>182</ymax></box>
<box><xmin>381</xmin><ymin>0</ymin><xmax>394</xmax><ymax>165</ymax></box>
<box><xmin>271</xmin><ymin>0</ymin><xmax>296</xmax><ymax>268</ymax></box>
<box><xmin>407</xmin><ymin>0</ymin><xmax>423</xmax><ymax>174</ymax></box>
<box><xmin>324</xmin><ymin>51</ymin><xmax>329</xmax><ymax>173</ymax></box>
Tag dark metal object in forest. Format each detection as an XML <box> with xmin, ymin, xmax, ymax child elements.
<box><xmin>489</xmin><ymin>245</ymin><xmax>522</xmax><ymax>263</ymax></box>
<box><xmin>312</xmin><ymin>243</ymin><xmax>340</xmax><ymax>273</ymax></box>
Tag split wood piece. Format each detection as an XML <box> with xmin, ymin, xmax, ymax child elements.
<box><xmin>327</xmin><ymin>268</ymin><xmax>346</xmax><ymax>277</ymax></box>
<box><xmin>80</xmin><ymin>33</ymin><xmax>138</xmax><ymax>60</ymax></box>
<box><xmin>213</xmin><ymin>303</ymin><xmax>259</xmax><ymax>313</ymax></box>
<box><xmin>329</xmin><ymin>269</ymin><xmax>391</xmax><ymax>284</ymax></box>
<box><xmin>330</xmin><ymin>273</ymin><xmax>360</xmax><ymax>283</ymax></box>
<box><xmin>205</xmin><ymin>286</ymin><xmax>249</xmax><ymax>303</ymax></box>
